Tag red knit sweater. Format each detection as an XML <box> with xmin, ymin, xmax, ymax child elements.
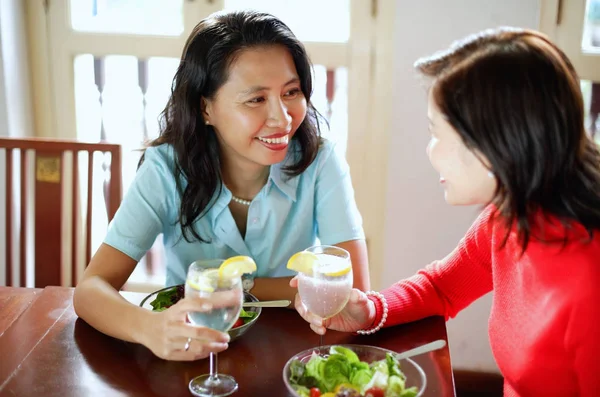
<box><xmin>370</xmin><ymin>206</ymin><xmax>600</xmax><ymax>396</ymax></box>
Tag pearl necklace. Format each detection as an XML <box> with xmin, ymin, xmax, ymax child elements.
<box><xmin>231</xmin><ymin>195</ymin><xmax>252</xmax><ymax>206</ymax></box>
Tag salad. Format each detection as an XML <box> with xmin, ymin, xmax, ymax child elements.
<box><xmin>148</xmin><ymin>285</ymin><xmax>258</xmax><ymax>328</ymax></box>
<box><xmin>288</xmin><ymin>346</ymin><xmax>419</xmax><ymax>397</ymax></box>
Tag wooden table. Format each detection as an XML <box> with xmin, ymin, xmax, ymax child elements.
<box><xmin>0</xmin><ymin>286</ymin><xmax>455</xmax><ymax>396</ymax></box>
<box><xmin>0</xmin><ymin>287</ymin><xmax>42</xmax><ymax>336</ymax></box>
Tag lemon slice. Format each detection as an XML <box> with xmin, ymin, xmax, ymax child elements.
<box><xmin>186</xmin><ymin>280</ymin><xmax>215</xmax><ymax>292</ymax></box>
<box><xmin>218</xmin><ymin>255</ymin><xmax>257</xmax><ymax>279</ymax></box>
<box><xmin>202</xmin><ymin>268</ymin><xmax>219</xmax><ymax>278</ymax></box>
<box><xmin>319</xmin><ymin>260</ymin><xmax>351</xmax><ymax>277</ymax></box>
<box><xmin>187</xmin><ymin>268</ymin><xmax>220</xmax><ymax>292</ymax></box>
<box><xmin>286</xmin><ymin>251</ymin><xmax>320</xmax><ymax>275</ymax></box>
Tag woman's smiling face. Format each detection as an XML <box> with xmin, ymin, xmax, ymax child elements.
<box><xmin>426</xmin><ymin>89</ymin><xmax>497</xmax><ymax>206</ymax></box>
<box><xmin>203</xmin><ymin>45</ymin><xmax>308</xmax><ymax>168</ymax></box>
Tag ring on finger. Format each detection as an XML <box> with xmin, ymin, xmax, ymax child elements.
<box><xmin>184</xmin><ymin>337</ymin><xmax>192</xmax><ymax>352</ymax></box>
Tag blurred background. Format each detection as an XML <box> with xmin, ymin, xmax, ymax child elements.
<box><xmin>0</xmin><ymin>1</ymin><xmax>599</xmax><ymax>395</ymax></box>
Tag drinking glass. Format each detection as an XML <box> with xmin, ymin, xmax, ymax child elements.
<box><xmin>296</xmin><ymin>245</ymin><xmax>353</xmax><ymax>355</ymax></box>
<box><xmin>185</xmin><ymin>260</ymin><xmax>243</xmax><ymax>397</ymax></box>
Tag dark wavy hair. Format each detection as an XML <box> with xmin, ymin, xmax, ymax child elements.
<box><xmin>415</xmin><ymin>27</ymin><xmax>600</xmax><ymax>251</ymax></box>
<box><xmin>142</xmin><ymin>10</ymin><xmax>322</xmax><ymax>242</ymax></box>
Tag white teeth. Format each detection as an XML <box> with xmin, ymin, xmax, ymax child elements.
<box><xmin>258</xmin><ymin>135</ymin><xmax>289</xmax><ymax>144</ymax></box>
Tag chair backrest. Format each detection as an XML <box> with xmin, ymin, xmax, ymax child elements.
<box><xmin>1</xmin><ymin>137</ymin><xmax>122</xmax><ymax>287</ymax></box>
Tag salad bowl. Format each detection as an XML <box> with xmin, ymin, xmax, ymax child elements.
<box><xmin>139</xmin><ymin>285</ymin><xmax>261</xmax><ymax>342</ymax></box>
<box><xmin>283</xmin><ymin>344</ymin><xmax>426</xmax><ymax>397</ymax></box>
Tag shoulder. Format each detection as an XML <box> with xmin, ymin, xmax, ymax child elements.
<box><xmin>467</xmin><ymin>205</ymin><xmax>498</xmax><ymax>238</ymax></box>
<box><xmin>284</xmin><ymin>138</ymin><xmax>342</xmax><ymax>181</ymax></box>
<box><xmin>133</xmin><ymin>144</ymin><xmax>183</xmax><ymax>197</ymax></box>
<box><xmin>308</xmin><ymin>138</ymin><xmax>346</xmax><ymax>174</ymax></box>
<box><xmin>316</xmin><ymin>138</ymin><xmax>339</xmax><ymax>161</ymax></box>
<box><xmin>140</xmin><ymin>144</ymin><xmax>177</xmax><ymax>172</ymax></box>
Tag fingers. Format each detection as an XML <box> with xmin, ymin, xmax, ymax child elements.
<box><xmin>294</xmin><ymin>293</ymin><xmax>327</xmax><ymax>335</ymax></box>
<box><xmin>149</xmin><ymin>296</ymin><xmax>237</xmax><ymax>361</ymax></box>
<box><xmin>294</xmin><ymin>293</ymin><xmax>316</xmax><ymax>323</ymax></box>
<box><xmin>178</xmin><ymin>323</ymin><xmax>230</xmax><ymax>344</ymax></box>
<box><xmin>203</xmin><ymin>289</ymin><xmax>244</xmax><ymax>309</ymax></box>
<box><xmin>156</xmin><ymin>325</ymin><xmax>230</xmax><ymax>361</ymax></box>
<box><xmin>169</xmin><ymin>337</ymin><xmax>229</xmax><ymax>361</ymax></box>
<box><xmin>175</xmin><ymin>290</ymin><xmax>243</xmax><ymax>314</ymax></box>
<box><xmin>310</xmin><ymin>323</ymin><xmax>327</xmax><ymax>335</ymax></box>
<box><xmin>172</xmin><ymin>296</ymin><xmax>213</xmax><ymax>316</ymax></box>
<box><xmin>349</xmin><ymin>288</ymin><xmax>368</xmax><ymax>305</ymax></box>
<box><xmin>289</xmin><ymin>276</ymin><xmax>299</xmax><ymax>288</ymax></box>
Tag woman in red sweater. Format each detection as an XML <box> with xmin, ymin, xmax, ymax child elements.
<box><xmin>292</xmin><ymin>28</ymin><xmax>600</xmax><ymax>396</ymax></box>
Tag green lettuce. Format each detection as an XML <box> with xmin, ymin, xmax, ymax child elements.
<box><xmin>322</xmin><ymin>354</ymin><xmax>351</xmax><ymax>391</ymax></box>
<box><xmin>330</xmin><ymin>345</ymin><xmax>360</xmax><ymax>363</ymax></box>
<box><xmin>238</xmin><ymin>308</ymin><xmax>258</xmax><ymax>320</ymax></box>
<box><xmin>149</xmin><ymin>287</ymin><xmax>181</xmax><ymax>311</ymax></box>
<box><xmin>287</xmin><ymin>346</ymin><xmax>420</xmax><ymax>396</ymax></box>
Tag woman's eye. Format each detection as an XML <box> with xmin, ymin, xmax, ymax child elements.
<box><xmin>285</xmin><ymin>88</ymin><xmax>301</xmax><ymax>97</ymax></box>
<box><xmin>247</xmin><ymin>97</ymin><xmax>265</xmax><ymax>104</ymax></box>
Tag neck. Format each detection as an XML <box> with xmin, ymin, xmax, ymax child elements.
<box><xmin>221</xmin><ymin>156</ymin><xmax>269</xmax><ymax>200</ymax></box>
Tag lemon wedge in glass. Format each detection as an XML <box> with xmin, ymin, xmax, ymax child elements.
<box><xmin>319</xmin><ymin>260</ymin><xmax>351</xmax><ymax>277</ymax></box>
<box><xmin>286</xmin><ymin>251</ymin><xmax>320</xmax><ymax>275</ymax></box>
<box><xmin>218</xmin><ymin>255</ymin><xmax>257</xmax><ymax>279</ymax></box>
<box><xmin>187</xmin><ymin>269</ymin><xmax>219</xmax><ymax>292</ymax></box>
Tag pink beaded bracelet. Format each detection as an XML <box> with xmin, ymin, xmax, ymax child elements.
<box><xmin>356</xmin><ymin>291</ymin><xmax>388</xmax><ymax>335</ymax></box>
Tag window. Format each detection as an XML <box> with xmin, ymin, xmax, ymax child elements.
<box><xmin>540</xmin><ymin>0</ymin><xmax>600</xmax><ymax>142</ymax></box>
<box><xmin>30</xmin><ymin>0</ymin><xmax>373</xmax><ymax>288</ymax></box>
<box><xmin>70</xmin><ymin>0</ymin><xmax>184</xmax><ymax>36</ymax></box>
<box><xmin>582</xmin><ymin>0</ymin><xmax>600</xmax><ymax>52</ymax></box>
<box><xmin>223</xmin><ymin>0</ymin><xmax>350</xmax><ymax>43</ymax></box>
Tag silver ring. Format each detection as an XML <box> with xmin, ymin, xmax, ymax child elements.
<box><xmin>184</xmin><ymin>337</ymin><xmax>192</xmax><ymax>352</ymax></box>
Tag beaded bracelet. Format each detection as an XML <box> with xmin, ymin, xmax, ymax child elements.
<box><xmin>356</xmin><ymin>291</ymin><xmax>388</xmax><ymax>335</ymax></box>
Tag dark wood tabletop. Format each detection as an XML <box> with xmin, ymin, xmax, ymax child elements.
<box><xmin>0</xmin><ymin>286</ymin><xmax>455</xmax><ymax>396</ymax></box>
<box><xmin>0</xmin><ymin>287</ymin><xmax>42</xmax><ymax>336</ymax></box>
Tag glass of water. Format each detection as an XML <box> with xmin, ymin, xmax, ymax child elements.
<box><xmin>297</xmin><ymin>245</ymin><xmax>353</xmax><ymax>355</ymax></box>
<box><xmin>185</xmin><ymin>260</ymin><xmax>243</xmax><ymax>397</ymax></box>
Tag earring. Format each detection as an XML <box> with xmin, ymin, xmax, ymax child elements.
<box><xmin>205</xmin><ymin>120</ymin><xmax>210</xmax><ymax>125</ymax></box>
<box><xmin>488</xmin><ymin>171</ymin><xmax>495</xmax><ymax>178</ymax></box>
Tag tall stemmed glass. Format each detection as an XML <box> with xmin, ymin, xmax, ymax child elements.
<box><xmin>296</xmin><ymin>245</ymin><xmax>353</xmax><ymax>355</ymax></box>
<box><xmin>185</xmin><ymin>260</ymin><xmax>243</xmax><ymax>397</ymax></box>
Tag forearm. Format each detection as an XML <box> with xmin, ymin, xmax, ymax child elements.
<box><xmin>250</xmin><ymin>276</ymin><xmax>295</xmax><ymax>306</ymax></box>
<box><xmin>373</xmin><ymin>210</ymin><xmax>495</xmax><ymax>327</ymax></box>
<box><xmin>375</xmin><ymin>259</ymin><xmax>493</xmax><ymax>328</ymax></box>
<box><xmin>334</xmin><ymin>239</ymin><xmax>370</xmax><ymax>291</ymax></box>
<box><xmin>73</xmin><ymin>276</ymin><xmax>157</xmax><ymax>344</ymax></box>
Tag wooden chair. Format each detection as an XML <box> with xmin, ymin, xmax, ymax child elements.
<box><xmin>1</xmin><ymin>137</ymin><xmax>122</xmax><ymax>287</ymax></box>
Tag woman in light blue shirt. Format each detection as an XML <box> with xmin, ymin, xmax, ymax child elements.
<box><xmin>74</xmin><ymin>10</ymin><xmax>369</xmax><ymax>361</ymax></box>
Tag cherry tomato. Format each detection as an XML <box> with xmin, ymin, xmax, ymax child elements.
<box><xmin>232</xmin><ymin>317</ymin><xmax>244</xmax><ymax>328</ymax></box>
<box><xmin>365</xmin><ymin>387</ymin><xmax>385</xmax><ymax>397</ymax></box>
<box><xmin>309</xmin><ymin>387</ymin><xmax>321</xmax><ymax>397</ymax></box>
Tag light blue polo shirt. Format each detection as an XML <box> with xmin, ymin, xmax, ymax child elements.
<box><xmin>104</xmin><ymin>139</ymin><xmax>364</xmax><ymax>286</ymax></box>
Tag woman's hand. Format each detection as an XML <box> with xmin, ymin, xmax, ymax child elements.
<box><xmin>290</xmin><ymin>277</ymin><xmax>376</xmax><ymax>335</ymax></box>
<box><xmin>142</xmin><ymin>296</ymin><xmax>231</xmax><ymax>361</ymax></box>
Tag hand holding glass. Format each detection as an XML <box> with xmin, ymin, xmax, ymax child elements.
<box><xmin>296</xmin><ymin>245</ymin><xmax>353</xmax><ymax>354</ymax></box>
<box><xmin>185</xmin><ymin>261</ymin><xmax>243</xmax><ymax>397</ymax></box>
